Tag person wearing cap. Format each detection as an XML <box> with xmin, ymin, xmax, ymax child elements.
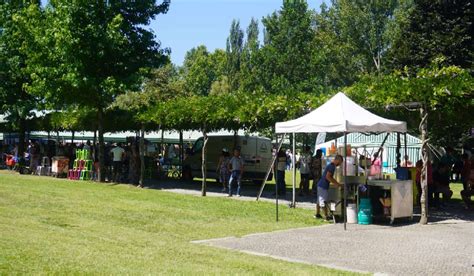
<box><xmin>217</xmin><ymin>148</ymin><xmax>231</xmax><ymax>192</ymax></box>
<box><xmin>315</xmin><ymin>154</ymin><xmax>343</xmax><ymax>220</ymax></box>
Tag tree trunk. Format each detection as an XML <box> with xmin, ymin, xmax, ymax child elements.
<box><xmin>419</xmin><ymin>105</ymin><xmax>429</xmax><ymax>224</ymax></box>
<box><xmin>56</xmin><ymin>130</ymin><xmax>60</xmax><ymax>155</ymax></box>
<box><xmin>139</xmin><ymin>125</ymin><xmax>145</xmax><ymax>187</ymax></box>
<box><xmin>71</xmin><ymin>130</ymin><xmax>75</xmax><ymax>143</ymax></box>
<box><xmin>18</xmin><ymin>118</ymin><xmax>26</xmax><ymax>158</ymax></box>
<box><xmin>201</xmin><ymin>128</ymin><xmax>209</xmax><ymax>196</ymax></box>
<box><xmin>233</xmin><ymin>129</ymin><xmax>238</xmax><ymax>150</ymax></box>
<box><xmin>92</xmin><ymin>130</ymin><xmax>96</xmax><ymax>160</ymax></box>
<box><xmin>97</xmin><ymin>108</ymin><xmax>106</xmax><ymax>182</ymax></box>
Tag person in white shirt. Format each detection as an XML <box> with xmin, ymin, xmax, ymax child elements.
<box><xmin>110</xmin><ymin>143</ymin><xmax>125</xmax><ymax>182</ymax></box>
<box><xmin>228</xmin><ymin>148</ymin><xmax>244</xmax><ymax>197</ymax></box>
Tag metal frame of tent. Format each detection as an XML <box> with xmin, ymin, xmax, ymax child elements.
<box><xmin>256</xmin><ymin>92</ymin><xmax>408</xmax><ymax>230</ymax></box>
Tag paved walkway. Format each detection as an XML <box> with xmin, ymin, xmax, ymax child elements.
<box><xmin>152</xmin><ymin>180</ymin><xmax>473</xmax><ymax>274</ymax></box>
<box><xmin>195</xmin><ymin>220</ymin><xmax>473</xmax><ymax>275</ymax></box>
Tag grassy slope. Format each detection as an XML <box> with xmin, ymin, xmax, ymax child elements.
<box><xmin>0</xmin><ymin>172</ymin><xmax>355</xmax><ymax>275</ymax></box>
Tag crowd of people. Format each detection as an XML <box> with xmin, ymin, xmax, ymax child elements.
<box><xmin>0</xmin><ymin>139</ymin><xmax>180</xmax><ymax>186</ymax></box>
<box><xmin>2</xmin><ymin>138</ymin><xmax>473</xmax><ymax>212</ymax></box>
<box><xmin>415</xmin><ymin>147</ymin><xmax>474</xmax><ymax>210</ymax></box>
<box><xmin>273</xmin><ymin>144</ymin><xmax>474</xmax><ymax>221</ymax></box>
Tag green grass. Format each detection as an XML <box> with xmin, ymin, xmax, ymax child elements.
<box><xmin>0</xmin><ymin>171</ymin><xmax>357</xmax><ymax>275</ymax></box>
<box><xmin>450</xmin><ymin>182</ymin><xmax>464</xmax><ymax>201</ymax></box>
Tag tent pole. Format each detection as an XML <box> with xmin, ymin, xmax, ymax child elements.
<box><xmin>291</xmin><ymin>132</ymin><xmax>296</xmax><ymax>208</ymax></box>
<box><xmin>344</xmin><ymin>133</ymin><xmax>347</xmax><ymax>231</ymax></box>
<box><xmin>257</xmin><ymin>134</ymin><xmax>284</xmax><ymax>201</ymax></box>
<box><xmin>276</xmin><ymin>142</ymin><xmax>279</xmax><ymax>222</ymax></box>
<box><xmin>396</xmin><ymin>133</ymin><xmax>401</xmax><ymax>168</ymax></box>
<box><xmin>404</xmin><ymin>133</ymin><xmax>408</xmax><ymax>165</ymax></box>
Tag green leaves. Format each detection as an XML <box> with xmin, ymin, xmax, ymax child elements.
<box><xmin>344</xmin><ymin>62</ymin><xmax>474</xmax><ymax>145</ymax></box>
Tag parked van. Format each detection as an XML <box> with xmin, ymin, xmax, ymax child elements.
<box><xmin>183</xmin><ymin>135</ymin><xmax>273</xmax><ymax>183</ymax></box>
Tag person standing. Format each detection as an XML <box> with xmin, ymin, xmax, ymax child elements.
<box><xmin>82</xmin><ymin>140</ymin><xmax>92</xmax><ymax>160</ymax></box>
<box><xmin>217</xmin><ymin>148</ymin><xmax>230</xmax><ymax>192</ymax></box>
<box><xmin>276</xmin><ymin>149</ymin><xmax>287</xmax><ymax>196</ymax></box>
<box><xmin>432</xmin><ymin>163</ymin><xmax>453</xmax><ymax>208</ymax></box>
<box><xmin>460</xmin><ymin>155</ymin><xmax>474</xmax><ymax>209</ymax></box>
<box><xmin>286</xmin><ymin>149</ymin><xmax>292</xmax><ymax>170</ymax></box>
<box><xmin>370</xmin><ymin>152</ymin><xmax>382</xmax><ymax>179</ymax></box>
<box><xmin>461</xmin><ymin>153</ymin><xmax>471</xmax><ymax>191</ymax></box>
<box><xmin>440</xmin><ymin>146</ymin><xmax>456</xmax><ymax>181</ymax></box>
<box><xmin>110</xmin><ymin>143</ymin><xmax>125</xmax><ymax>182</ymax></box>
<box><xmin>298</xmin><ymin>146</ymin><xmax>312</xmax><ymax>196</ymax></box>
<box><xmin>315</xmin><ymin>155</ymin><xmax>343</xmax><ymax>220</ymax></box>
<box><xmin>228</xmin><ymin>148</ymin><xmax>243</xmax><ymax>197</ymax></box>
<box><xmin>311</xmin><ymin>149</ymin><xmax>323</xmax><ymax>195</ymax></box>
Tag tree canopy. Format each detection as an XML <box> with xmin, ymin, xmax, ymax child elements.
<box><xmin>1</xmin><ymin>0</ymin><xmax>472</xmax><ymax>157</ymax></box>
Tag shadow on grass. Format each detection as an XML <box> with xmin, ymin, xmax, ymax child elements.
<box><xmin>145</xmin><ymin>178</ymin><xmax>473</xmax><ymax>226</ymax></box>
<box><xmin>144</xmin><ymin>178</ymin><xmax>317</xmax><ymax>205</ymax></box>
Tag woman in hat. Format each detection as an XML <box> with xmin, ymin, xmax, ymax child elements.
<box><xmin>217</xmin><ymin>148</ymin><xmax>231</xmax><ymax>192</ymax></box>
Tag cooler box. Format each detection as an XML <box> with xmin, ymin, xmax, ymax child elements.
<box><xmin>52</xmin><ymin>156</ymin><xmax>70</xmax><ymax>177</ymax></box>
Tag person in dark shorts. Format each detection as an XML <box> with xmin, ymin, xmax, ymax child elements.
<box><xmin>315</xmin><ymin>155</ymin><xmax>343</xmax><ymax>220</ymax></box>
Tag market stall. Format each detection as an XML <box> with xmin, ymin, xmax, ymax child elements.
<box><xmin>272</xmin><ymin>92</ymin><xmax>410</xmax><ymax>228</ymax></box>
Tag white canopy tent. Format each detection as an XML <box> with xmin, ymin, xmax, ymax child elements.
<box><xmin>275</xmin><ymin>92</ymin><xmax>406</xmax><ymax>133</ymax></box>
<box><xmin>270</xmin><ymin>92</ymin><xmax>407</xmax><ymax>229</ymax></box>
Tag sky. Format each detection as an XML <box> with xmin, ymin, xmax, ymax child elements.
<box><xmin>150</xmin><ymin>0</ymin><xmax>326</xmax><ymax>66</ymax></box>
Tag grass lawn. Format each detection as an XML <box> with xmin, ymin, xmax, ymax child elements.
<box><xmin>0</xmin><ymin>171</ymin><xmax>356</xmax><ymax>275</ymax></box>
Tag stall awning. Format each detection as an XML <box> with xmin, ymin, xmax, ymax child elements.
<box><xmin>275</xmin><ymin>92</ymin><xmax>407</xmax><ymax>133</ymax></box>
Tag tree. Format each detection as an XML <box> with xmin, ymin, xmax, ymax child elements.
<box><xmin>239</xmin><ymin>18</ymin><xmax>261</xmax><ymax>93</ymax></box>
<box><xmin>114</xmin><ymin>64</ymin><xmax>180</xmax><ymax>186</ymax></box>
<box><xmin>0</xmin><ymin>1</ymin><xmax>41</xmax><ymax>156</ymax></box>
<box><xmin>387</xmin><ymin>0</ymin><xmax>473</xmax><ymax>71</ymax></box>
<box><xmin>226</xmin><ymin>19</ymin><xmax>244</xmax><ymax>92</ymax></box>
<box><xmin>258</xmin><ymin>0</ymin><xmax>318</xmax><ymax>95</ymax></box>
<box><xmin>312</xmin><ymin>0</ymin><xmax>400</xmax><ymax>89</ymax></box>
<box><xmin>182</xmin><ymin>46</ymin><xmax>226</xmax><ymax>96</ymax></box>
<box><xmin>24</xmin><ymin>1</ymin><xmax>170</xmax><ymax>181</ymax></box>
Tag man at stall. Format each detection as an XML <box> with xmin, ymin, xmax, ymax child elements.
<box><xmin>315</xmin><ymin>155</ymin><xmax>343</xmax><ymax>221</ymax></box>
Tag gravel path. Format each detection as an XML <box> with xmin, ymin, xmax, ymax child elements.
<box><xmin>196</xmin><ymin>220</ymin><xmax>474</xmax><ymax>275</ymax></box>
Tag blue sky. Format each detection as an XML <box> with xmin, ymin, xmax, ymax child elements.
<box><xmin>151</xmin><ymin>0</ymin><xmax>326</xmax><ymax>66</ymax></box>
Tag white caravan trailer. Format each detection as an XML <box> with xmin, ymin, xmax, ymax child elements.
<box><xmin>183</xmin><ymin>135</ymin><xmax>273</xmax><ymax>183</ymax></box>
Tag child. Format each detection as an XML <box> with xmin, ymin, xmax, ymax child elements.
<box><xmin>228</xmin><ymin>148</ymin><xmax>244</xmax><ymax>197</ymax></box>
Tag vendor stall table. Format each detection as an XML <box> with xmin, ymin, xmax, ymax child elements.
<box><xmin>51</xmin><ymin>156</ymin><xmax>70</xmax><ymax>178</ymax></box>
<box><xmin>368</xmin><ymin>180</ymin><xmax>413</xmax><ymax>224</ymax></box>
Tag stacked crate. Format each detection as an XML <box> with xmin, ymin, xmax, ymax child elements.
<box><xmin>68</xmin><ymin>149</ymin><xmax>93</xmax><ymax>180</ymax></box>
